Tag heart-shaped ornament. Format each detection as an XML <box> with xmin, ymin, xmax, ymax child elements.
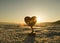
<box><xmin>24</xmin><ymin>16</ymin><xmax>37</xmax><ymax>27</ymax></box>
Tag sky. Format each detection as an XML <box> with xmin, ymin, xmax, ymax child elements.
<box><xmin>0</xmin><ymin>0</ymin><xmax>60</xmax><ymax>23</ymax></box>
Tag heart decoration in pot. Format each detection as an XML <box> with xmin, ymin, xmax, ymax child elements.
<box><xmin>24</xmin><ymin>16</ymin><xmax>37</xmax><ymax>27</ymax></box>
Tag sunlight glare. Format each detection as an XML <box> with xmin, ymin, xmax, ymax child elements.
<box><xmin>36</xmin><ymin>16</ymin><xmax>42</xmax><ymax>23</ymax></box>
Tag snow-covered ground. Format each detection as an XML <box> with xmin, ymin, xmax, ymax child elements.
<box><xmin>0</xmin><ymin>26</ymin><xmax>60</xmax><ymax>43</ymax></box>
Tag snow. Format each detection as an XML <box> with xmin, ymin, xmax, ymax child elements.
<box><xmin>0</xmin><ymin>26</ymin><xmax>60</xmax><ymax>43</ymax></box>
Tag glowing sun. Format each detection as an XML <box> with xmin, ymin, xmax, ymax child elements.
<box><xmin>36</xmin><ymin>16</ymin><xmax>42</xmax><ymax>23</ymax></box>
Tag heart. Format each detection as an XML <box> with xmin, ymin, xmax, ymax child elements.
<box><xmin>24</xmin><ymin>16</ymin><xmax>37</xmax><ymax>27</ymax></box>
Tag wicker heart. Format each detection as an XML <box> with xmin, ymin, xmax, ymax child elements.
<box><xmin>24</xmin><ymin>16</ymin><xmax>37</xmax><ymax>27</ymax></box>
